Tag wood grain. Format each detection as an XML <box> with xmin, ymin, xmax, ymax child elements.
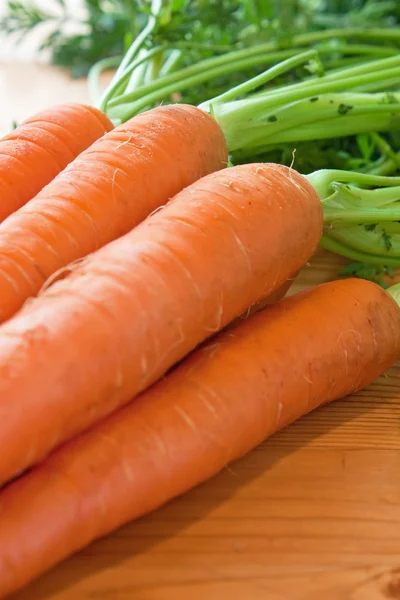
<box><xmin>3</xmin><ymin>62</ymin><xmax>400</xmax><ymax>600</ymax></box>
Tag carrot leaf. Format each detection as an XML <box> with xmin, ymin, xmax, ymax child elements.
<box><xmin>340</xmin><ymin>261</ymin><xmax>394</xmax><ymax>287</ymax></box>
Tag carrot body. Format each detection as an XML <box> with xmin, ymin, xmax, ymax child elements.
<box><xmin>0</xmin><ymin>163</ymin><xmax>322</xmax><ymax>486</ymax></box>
<box><xmin>0</xmin><ymin>278</ymin><xmax>398</xmax><ymax>597</ymax></box>
<box><xmin>0</xmin><ymin>103</ymin><xmax>112</xmax><ymax>222</ymax></box>
<box><xmin>0</xmin><ymin>104</ymin><xmax>227</xmax><ymax>322</ymax></box>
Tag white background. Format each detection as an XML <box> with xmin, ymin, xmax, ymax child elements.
<box><xmin>0</xmin><ymin>0</ymin><xmax>86</xmax><ymax>61</ymax></box>
<box><xmin>0</xmin><ymin>0</ymin><xmax>95</xmax><ymax>134</ymax></box>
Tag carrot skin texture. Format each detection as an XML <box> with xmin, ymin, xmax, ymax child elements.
<box><xmin>232</xmin><ymin>274</ymin><xmax>295</xmax><ymax>326</ymax></box>
<box><xmin>0</xmin><ymin>104</ymin><xmax>228</xmax><ymax>321</ymax></box>
<box><xmin>0</xmin><ymin>163</ymin><xmax>322</xmax><ymax>485</ymax></box>
<box><xmin>0</xmin><ymin>103</ymin><xmax>112</xmax><ymax>222</ymax></box>
<box><xmin>0</xmin><ymin>278</ymin><xmax>398</xmax><ymax>597</ymax></box>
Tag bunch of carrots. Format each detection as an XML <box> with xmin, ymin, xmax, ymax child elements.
<box><xmin>1</xmin><ymin>34</ymin><xmax>400</xmax><ymax>596</ymax></box>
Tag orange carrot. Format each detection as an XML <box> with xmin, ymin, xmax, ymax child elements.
<box><xmin>0</xmin><ymin>163</ymin><xmax>322</xmax><ymax>486</ymax></box>
<box><xmin>0</xmin><ymin>278</ymin><xmax>398</xmax><ymax>597</ymax></box>
<box><xmin>0</xmin><ymin>103</ymin><xmax>112</xmax><ymax>221</ymax></box>
<box><xmin>0</xmin><ymin>103</ymin><xmax>227</xmax><ymax>322</ymax></box>
<box><xmin>232</xmin><ymin>272</ymin><xmax>297</xmax><ymax>326</ymax></box>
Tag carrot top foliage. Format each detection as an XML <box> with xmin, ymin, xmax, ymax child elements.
<box><xmin>1</xmin><ymin>0</ymin><xmax>399</xmax><ymax>79</ymax></box>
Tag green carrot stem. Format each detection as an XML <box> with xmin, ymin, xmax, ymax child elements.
<box><xmin>320</xmin><ymin>236</ymin><xmax>400</xmax><ymax>267</ymax></box>
<box><xmin>323</xmin><ymin>205</ymin><xmax>400</xmax><ymax>224</ymax></box>
<box><xmin>368</xmin><ymin>154</ymin><xmax>400</xmax><ymax>176</ymax></box>
<box><xmin>252</xmin><ymin>52</ymin><xmax>400</xmax><ymax>101</ymax></box>
<box><xmin>220</xmin><ymin>95</ymin><xmax>400</xmax><ymax>153</ymax></box>
<box><xmin>107</xmin><ymin>47</ymin><xmax>303</xmax><ymax>111</ymax></box>
<box><xmin>387</xmin><ymin>283</ymin><xmax>400</xmax><ymax>304</ymax></box>
<box><xmin>201</xmin><ymin>49</ymin><xmax>319</xmax><ymax>106</ymax></box>
<box><xmin>307</xmin><ymin>168</ymin><xmax>400</xmax><ymax>267</ymax></box>
<box><xmin>99</xmin><ymin>46</ymin><xmax>164</xmax><ymax>112</ymax></box>
<box><xmin>307</xmin><ymin>169</ymin><xmax>400</xmax><ymax>199</ymax></box>
<box><xmin>369</xmin><ymin>134</ymin><xmax>400</xmax><ymax>171</ymax></box>
<box><xmin>208</xmin><ymin>61</ymin><xmax>400</xmax><ymax>122</ymax></box>
<box><xmin>105</xmin><ymin>41</ymin><xmax>400</xmax><ymax>112</ymax></box>
<box><xmin>113</xmin><ymin>0</ymin><xmax>162</xmax><ymax>80</ymax></box>
<box><xmin>98</xmin><ymin>0</ymin><xmax>162</xmax><ymax>109</ymax></box>
<box><xmin>87</xmin><ymin>56</ymin><xmax>122</xmax><ymax>105</ymax></box>
<box><xmin>159</xmin><ymin>49</ymin><xmax>182</xmax><ymax>75</ymax></box>
<box><xmin>326</xmin><ymin>227</ymin><xmax>400</xmax><ymax>257</ymax></box>
<box><xmin>124</xmin><ymin>49</ymin><xmax>150</xmax><ymax>94</ymax></box>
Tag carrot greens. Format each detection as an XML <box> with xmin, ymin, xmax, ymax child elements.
<box><xmin>95</xmin><ymin>19</ymin><xmax>400</xmax><ymax>275</ymax></box>
<box><xmin>307</xmin><ymin>170</ymin><xmax>400</xmax><ymax>268</ymax></box>
<box><xmin>2</xmin><ymin>0</ymin><xmax>399</xmax><ymax>79</ymax></box>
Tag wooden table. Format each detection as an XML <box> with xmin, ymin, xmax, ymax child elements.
<box><xmin>3</xmin><ymin>61</ymin><xmax>400</xmax><ymax>600</ymax></box>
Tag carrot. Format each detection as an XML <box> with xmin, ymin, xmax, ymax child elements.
<box><xmin>0</xmin><ymin>162</ymin><xmax>322</xmax><ymax>486</ymax></box>
<box><xmin>0</xmin><ymin>277</ymin><xmax>398</xmax><ymax>597</ymax></box>
<box><xmin>0</xmin><ymin>103</ymin><xmax>113</xmax><ymax>222</ymax></box>
<box><xmin>0</xmin><ymin>103</ymin><xmax>227</xmax><ymax>322</ymax></box>
<box><xmin>232</xmin><ymin>272</ymin><xmax>298</xmax><ymax>326</ymax></box>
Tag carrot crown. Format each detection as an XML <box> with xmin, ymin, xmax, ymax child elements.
<box><xmin>306</xmin><ymin>169</ymin><xmax>400</xmax><ymax>270</ymax></box>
